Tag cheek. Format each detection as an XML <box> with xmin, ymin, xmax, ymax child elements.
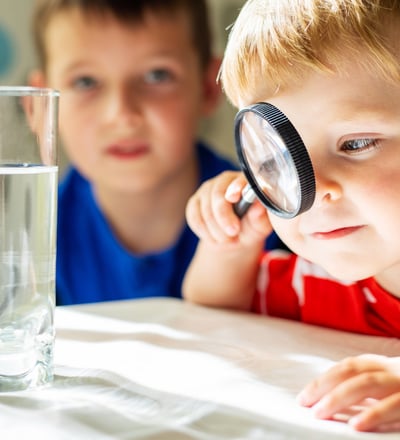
<box><xmin>58</xmin><ymin>99</ymin><xmax>94</xmax><ymax>140</ymax></box>
<box><xmin>364</xmin><ymin>180</ymin><xmax>400</xmax><ymax>223</ymax></box>
<box><xmin>269</xmin><ymin>216</ymin><xmax>299</xmax><ymax>247</ymax></box>
<box><xmin>57</xmin><ymin>108</ymin><xmax>94</xmax><ymax>164</ymax></box>
<box><xmin>150</xmin><ymin>103</ymin><xmax>199</xmax><ymax>151</ymax></box>
<box><xmin>58</xmin><ymin>114</ymin><xmax>80</xmax><ymax>151</ymax></box>
<box><xmin>355</xmin><ymin>167</ymin><xmax>400</xmax><ymax>213</ymax></box>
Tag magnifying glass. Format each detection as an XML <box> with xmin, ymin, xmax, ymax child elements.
<box><xmin>233</xmin><ymin>102</ymin><xmax>316</xmax><ymax>219</ymax></box>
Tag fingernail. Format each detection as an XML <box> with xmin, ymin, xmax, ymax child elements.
<box><xmin>349</xmin><ymin>416</ymin><xmax>358</xmax><ymax>426</ymax></box>
<box><xmin>296</xmin><ymin>391</ymin><xmax>308</xmax><ymax>405</ymax></box>
<box><xmin>225</xmin><ymin>183</ymin><xmax>240</xmax><ymax>199</ymax></box>
<box><xmin>226</xmin><ymin>224</ymin><xmax>239</xmax><ymax>236</ymax></box>
<box><xmin>348</xmin><ymin>415</ymin><xmax>362</xmax><ymax>429</ymax></box>
<box><xmin>312</xmin><ymin>400</ymin><xmax>329</xmax><ymax>418</ymax></box>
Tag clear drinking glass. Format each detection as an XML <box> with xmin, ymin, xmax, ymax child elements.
<box><xmin>0</xmin><ymin>86</ymin><xmax>59</xmax><ymax>391</ymax></box>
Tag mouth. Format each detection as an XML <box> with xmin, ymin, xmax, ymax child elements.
<box><xmin>106</xmin><ymin>141</ymin><xmax>149</xmax><ymax>159</ymax></box>
<box><xmin>311</xmin><ymin>225</ymin><xmax>365</xmax><ymax>240</ymax></box>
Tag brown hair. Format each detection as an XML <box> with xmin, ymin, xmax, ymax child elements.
<box><xmin>32</xmin><ymin>0</ymin><xmax>212</xmax><ymax>71</ymax></box>
<box><xmin>220</xmin><ymin>0</ymin><xmax>400</xmax><ymax>107</ymax></box>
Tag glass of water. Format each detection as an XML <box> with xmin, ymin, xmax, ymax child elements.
<box><xmin>0</xmin><ymin>86</ymin><xmax>59</xmax><ymax>391</ymax></box>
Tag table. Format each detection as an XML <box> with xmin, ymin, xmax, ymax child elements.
<box><xmin>1</xmin><ymin>298</ymin><xmax>400</xmax><ymax>439</ymax></box>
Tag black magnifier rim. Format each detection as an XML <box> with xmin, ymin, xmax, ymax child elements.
<box><xmin>235</xmin><ymin>102</ymin><xmax>316</xmax><ymax>219</ymax></box>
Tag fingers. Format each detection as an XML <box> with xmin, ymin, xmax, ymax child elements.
<box><xmin>245</xmin><ymin>199</ymin><xmax>273</xmax><ymax>237</ymax></box>
<box><xmin>350</xmin><ymin>392</ymin><xmax>400</xmax><ymax>432</ymax></box>
<box><xmin>186</xmin><ymin>171</ymin><xmax>272</xmax><ymax>245</ymax></box>
<box><xmin>225</xmin><ymin>174</ymin><xmax>272</xmax><ymax>239</ymax></box>
<box><xmin>309</xmin><ymin>372</ymin><xmax>400</xmax><ymax>420</ymax></box>
<box><xmin>297</xmin><ymin>355</ymin><xmax>400</xmax><ymax>433</ymax></box>
<box><xmin>297</xmin><ymin>355</ymin><xmax>388</xmax><ymax>408</ymax></box>
<box><xmin>186</xmin><ymin>171</ymin><xmax>243</xmax><ymax>243</ymax></box>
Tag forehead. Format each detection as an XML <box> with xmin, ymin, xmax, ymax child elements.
<box><xmin>43</xmin><ymin>7</ymin><xmax>196</xmax><ymax>67</ymax></box>
<box><xmin>262</xmin><ymin>57</ymin><xmax>400</xmax><ymax>142</ymax></box>
<box><xmin>43</xmin><ymin>6</ymin><xmax>192</xmax><ymax>49</ymax></box>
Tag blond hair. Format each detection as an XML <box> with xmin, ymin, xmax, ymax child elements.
<box><xmin>220</xmin><ymin>0</ymin><xmax>400</xmax><ymax>106</ymax></box>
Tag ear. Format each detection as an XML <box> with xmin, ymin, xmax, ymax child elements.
<box><xmin>201</xmin><ymin>56</ymin><xmax>222</xmax><ymax>117</ymax></box>
<box><xmin>28</xmin><ymin>69</ymin><xmax>47</xmax><ymax>88</ymax></box>
<box><xmin>22</xmin><ymin>69</ymin><xmax>47</xmax><ymax>123</ymax></box>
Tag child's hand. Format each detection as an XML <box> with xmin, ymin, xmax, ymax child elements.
<box><xmin>186</xmin><ymin>171</ymin><xmax>271</xmax><ymax>246</ymax></box>
<box><xmin>297</xmin><ymin>354</ymin><xmax>400</xmax><ymax>432</ymax></box>
<box><xmin>183</xmin><ymin>171</ymin><xmax>271</xmax><ymax>309</ymax></box>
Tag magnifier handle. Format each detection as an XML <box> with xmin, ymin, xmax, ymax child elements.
<box><xmin>233</xmin><ymin>184</ymin><xmax>257</xmax><ymax>218</ymax></box>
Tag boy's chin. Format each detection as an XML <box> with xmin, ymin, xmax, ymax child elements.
<box><xmin>319</xmin><ymin>261</ymin><xmax>373</xmax><ymax>283</ymax></box>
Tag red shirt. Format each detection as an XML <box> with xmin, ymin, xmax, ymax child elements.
<box><xmin>252</xmin><ymin>250</ymin><xmax>400</xmax><ymax>337</ymax></box>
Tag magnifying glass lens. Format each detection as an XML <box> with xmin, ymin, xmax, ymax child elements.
<box><xmin>239</xmin><ymin>112</ymin><xmax>300</xmax><ymax>213</ymax></box>
<box><xmin>235</xmin><ymin>103</ymin><xmax>315</xmax><ymax>218</ymax></box>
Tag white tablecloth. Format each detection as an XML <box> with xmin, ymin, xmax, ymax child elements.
<box><xmin>1</xmin><ymin>298</ymin><xmax>400</xmax><ymax>439</ymax></box>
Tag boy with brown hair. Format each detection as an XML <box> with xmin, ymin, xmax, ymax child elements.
<box><xmin>183</xmin><ymin>0</ymin><xmax>400</xmax><ymax>432</ymax></box>
<box><xmin>29</xmin><ymin>0</ymin><xmax>243</xmax><ymax>305</ymax></box>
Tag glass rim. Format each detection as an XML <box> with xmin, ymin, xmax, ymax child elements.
<box><xmin>0</xmin><ymin>86</ymin><xmax>59</xmax><ymax>97</ymax></box>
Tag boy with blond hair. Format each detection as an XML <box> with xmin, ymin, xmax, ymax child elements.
<box><xmin>29</xmin><ymin>0</ymin><xmax>254</xmax><ymax>305</ymax></box>
<box><xmin>183</xmin><ymin>0</ymin><xmax>400</xmax><ymax>432</ymax></box>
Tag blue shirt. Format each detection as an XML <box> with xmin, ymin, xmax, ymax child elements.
<box><xmin>56</xmin><ymin>143</ymin><xmax>282</xmax><ymax>305</ymax></box>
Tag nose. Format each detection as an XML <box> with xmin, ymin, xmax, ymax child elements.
<box><xmin>103</xmin><ymin>84</ymin><xmax>140</xmax><ymax>125</ymax></box>
<box><xmin>312</xmin><ymin>165</ymin><xmax>343</xmax><ymax>206</ymax></box>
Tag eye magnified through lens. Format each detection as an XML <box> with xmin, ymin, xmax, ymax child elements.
<box><xmin>233</xmin><ymin>102</ymin><xmax>316</xmax><ymax>219</ymax></box>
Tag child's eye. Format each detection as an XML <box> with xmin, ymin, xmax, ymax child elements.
<box><xmin>143</xmin><ymin>69</ymin><xmax>173</xmax><ymax>84</ymax></box>
<box><xmin>340</xmin><ymin>138</ymin><xmax>381</xmax><ymax>154</ymax></box>
<box><xmin>72</xmin><ymin>76</ymin><xmax>98</xmax><ymax>90</ymax></box>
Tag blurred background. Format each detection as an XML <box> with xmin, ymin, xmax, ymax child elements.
<box><xmin>0</xmin><ymin>0</ymin><xmax>246</xmax><ymax>172</ymax></box>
